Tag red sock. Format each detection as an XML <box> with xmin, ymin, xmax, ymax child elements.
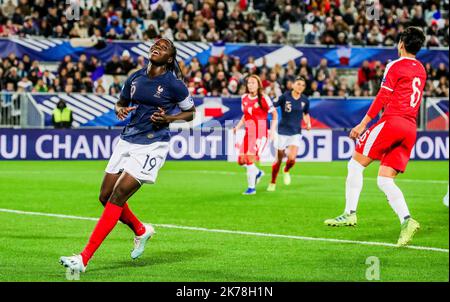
<box><xmin>120</xmin><ymin>203</ymin><xmax>145</xmax><ymax>236</ymax></box>
<box><xmin>271</xmin><ymin>161</ymin><xmax>281</xmax><ymax>184</ymax></box>
<box><xmin>284</xmin><ymin>159</ymin><xmax>296</xmax><ymax>172</ymax></box>
<box><xmin>81</xmin><ymin>202</ymin><xmax>123</xmax><ymax>266</ymax></box>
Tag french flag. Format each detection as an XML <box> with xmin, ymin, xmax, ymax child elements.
<box><xmin>337</xmin><ymin>46</ymin><xmax>351</xmax><ymax>66</ymax></box>
<box><xmin>203</xmin><ymin>98</ymin><xmax>227</xmax><ymax>118</ymax></box>
<box><xmin>210</xmin><ymin>40</ymin><xmax>226</xmax><ymax>57</ymax></box>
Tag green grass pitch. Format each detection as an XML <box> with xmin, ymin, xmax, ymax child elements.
<box><xmin>0</xmin><ymin>160</ymin><xmax>448</xmax><ymax>282</ymax></box>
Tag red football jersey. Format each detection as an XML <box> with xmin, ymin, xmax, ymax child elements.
<box><xmin>241</xmin><ymin>93</ymin><xmax>274</xmax><ymax>137</ymax></box>
<box><xmin>379</xmin><ymin>57</ymin><xmax>427</xmax><ymax>123</ymax></box>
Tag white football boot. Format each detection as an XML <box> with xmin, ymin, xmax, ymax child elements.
<box><xmin>59</xmin><ymin>254</ymin><xmax>86</xmax><ymax>273</ymax></box>
<box><xmin>283</xmin><ymin>171</ymin><xmax>291</xmax><ymax>185</ymax></box>
<box><xmin>131</xmin><ymin>224</ymin><xmax>155</xmax><ymax>260</ymax></box>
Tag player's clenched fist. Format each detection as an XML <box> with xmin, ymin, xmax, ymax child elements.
<box><xmin>116</xmin><ymin>106</ymin><xmax>136</xmax><ymax>120</ymax></box>
<box><xmin>150</xmin><ymin>107</ymin><xmax>169</xmax><ymax>125</ymax></box>
<box><xmin>350</xmin><ymin>123</ymin><xmax>366</xmax><ymax>140</ymax></box>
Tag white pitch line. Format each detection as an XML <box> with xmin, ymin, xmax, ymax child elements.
<box><xmin>0</xmin><ymin>208</ymin><xmax>447</xmax><ymax>254</ymax></box>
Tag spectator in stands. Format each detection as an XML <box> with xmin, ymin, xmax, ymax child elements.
<box><xmin>357</xmin><ymin>60</ymin><xmax>374</xmax><ymax>91</ymax></box>
<box><xmin>109</xmin><ymin>76</ymin><xmax>122</xmax><ymax>95</ymax></box>
<box><xmin>106</xmin><ymin>15</ymin><xmax>124</xmax><ymax>37</ymax></box>
<box><xmin>20</xmin><ymin>16</ymin><xmax>38</xmax><ymax>35</ymax></box>
<box><xmin>33</xmin><ymin>78</ymin><xmax>48</xmax><ymax>92</ymax></box>
<box><xmin>436</xmin><ymin>77</ymin><xmax>450</xmax><ymax>97</ymax></box>
<box><xmin>316</xmin><ymin>58</ymin><xmax>330</xmax><ymax>79</ymax></box>
<box><xmin>1</xmin><ymin>0</ymin><xmax>15</xmax><ymax>18</ymax></box>
<box><xmin>298</xmin><ymin>57</ymin><xmax>313</xmax><ymax>79</ymax></box>
<box><xmin>17</xmin><ymin>76</ymin><xmax>33</xmax><ymax>92</ymax></box>
<box><xmin>151</xmin><ymin>4</ymin><xmax>166</xmax><ymax>26</ymax></box>
<box><xmin>305</xmin><ymin>24</ymin><xmax>320</xmax><ymax>45</ymax></box>
<box><xmin>105</xmin><ymin>55</ymin><xmax>123</xmax><ymax>75</ymax></box>
<box><xmin>0</xmin><ymin>0</ymin><xmax>447</xmax><ymax>47</ymax></box>
<box><xmin>52</xmin><ymin>99</ymin><xmax>73</xmax><ymax>129</ymax></box>
<box><xmin>120</xmin><ymin>50</ymin><xmax>136</xmax><ymax>75</ymax></box>
<box><xmin>3</xmin><ymin>66</ymin><xmax>20</xmax><ymax>89</ymax></box>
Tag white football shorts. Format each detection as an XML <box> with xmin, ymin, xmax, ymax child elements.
<box><xmin>275</xmin><ymin>134</ymin><xmax>302</xmax><ymax>150</ymax></box>
<box><xmin>105</xmin><ymin>138</ymin><xmax>169</xmax><ymax>184</ymax></box>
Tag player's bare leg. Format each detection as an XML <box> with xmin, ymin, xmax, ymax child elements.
<box><xmin>268</xmin><ymin>149</ymin><xmax>285</xmax><ymax>191</ymax></box>
<box><xmin>324</xmin><ymin>152</ymin><xmax>372</xmax><ymax>226</ymax></box>
<box><xmin>99</xmin><ymin>172</ymin><xmax>146</xmax><ymax>236</ymax></box>
<box><xmin>283</xmin><ymin>145</ymin><xmax>298</xmax><ymax>186</ymax></box>
<box><xmin>377</xmin><ymin>165</ymin><xmax>420</xmax><ymax>246</ymax></box>
<box><xmin>60</xmin><ymin>172</ymin><xmax>142</xmax><ymax>272</ymax></box>
<box><xmin>99</xmin><ymin>172</ymin><xmax>154</xmax><ymax>258</ymax></box>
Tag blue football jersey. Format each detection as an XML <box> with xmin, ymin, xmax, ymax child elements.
<box><xmin>274</xmin><ymin>92</ymin><xmax>310</xmax><ymax>135</ymax></box>
<box><xmin>119</xmin><ymin>68</ymin><xmax>193</xmax><ymax>144</ymax></box>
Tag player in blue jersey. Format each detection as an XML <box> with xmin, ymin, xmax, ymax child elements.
<box><xmin>267</xmin><ymin>76</ymin><xmax>311</xmax><ymax>191</ymax></box>
<box><xmin>60</xmin><ymin>38</ymin><xmax>196</xmax><ymax>274</ymax></box>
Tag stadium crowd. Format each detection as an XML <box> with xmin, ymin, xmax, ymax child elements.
<box><xmin>1</xmin><ymin>50</ymin><xmax>449</xmax><ymax>98</ymax></box>
<box><xmin>0</xmin><ymin>0</ymin><xmax>449</xmax><ymax>98</ymax></box>
<box><xmin>0</xmin><ymin>0</ymin><xmax>448</xmax><ymax>47</ymax></box>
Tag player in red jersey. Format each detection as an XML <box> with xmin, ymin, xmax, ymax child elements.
<box><xmin>324</xmin><ymin>27</ymin><xmax>427</xmax><ymax>246</ymax></box>
<box><xmin>233</xmin><ymin>75</ymin><xmax>278</xmax><ymax>195</ymax></box>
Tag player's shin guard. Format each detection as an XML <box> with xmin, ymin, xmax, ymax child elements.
<box><xmin>81</xmin><ymin>202</ymin><xmax>123</xmax><ymax>266</ymax></box>
<box><xmin>284</xmin><ymin>159</ymin><xmax>296</xmax><ymax>172</ymax></box>
<box><xmin>344</xmin><ymin>159</ymin><xmax>365</xmax><ymax>214</ymax></box>
<box><xmin>120</xmin><ymin>203</ymin><xmax>145</xmax><ymax>236</ymax></box>
<box><xmin>377</xmin><ymin>176</ymin><xmax>411</xmax><ymax>223</ymax></box>
<box><xmin>271</xmin><ymin>161</ymin><xmax>281</xmax><ymax>184</ymax></box>
<box><xmin>246</xmin><ymin>164</ymin><xmax>258</xmax><ymax>189</ymax></box>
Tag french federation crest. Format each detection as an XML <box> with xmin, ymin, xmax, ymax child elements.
<box><xmin>154</xmin><ymin>85</ymin><xmax>164</xmax><ymax>98</ymax></box>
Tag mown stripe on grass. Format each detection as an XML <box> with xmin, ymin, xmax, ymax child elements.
<box><xmin>0</xmin><ymin>208</ymin><xmax>448</xmax><ymax>254</ymax></box>
<box><xmin>164</xmin><ymin>170</ymin><xmax>449</xmax><ymax>184</ymax></box>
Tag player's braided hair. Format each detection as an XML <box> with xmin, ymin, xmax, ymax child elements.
<box><xmin>159</xmin><ymin>38</ymin><xmax>184</xmax><ymax>81</ymax></box>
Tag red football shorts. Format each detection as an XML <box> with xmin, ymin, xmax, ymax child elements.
<box><xmin>239</xmin><ymin>132</ymin><xmax>268</xmax><ymax>161</ymax></box>
<box><xmin>355</xmin><ymin>117</ymin><xmax>417</xmax><ymax>172</ymax></box>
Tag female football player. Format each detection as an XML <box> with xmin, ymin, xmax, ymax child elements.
<box><xmin>267</xmin><ymin>76</ymin><xmax>311</xmax><ymax>191</ymax></box>
<box><xmin>60</xmin><ymin>38</ymin><xmax>196</xmax><ymax>273</ymax></box>
<box><xmin>233</xmin><ymin>75</ymin><xmax>278</xmax><ymax>195</ymax></box>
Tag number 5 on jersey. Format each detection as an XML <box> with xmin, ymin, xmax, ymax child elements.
<box><xmin>285</xmin><ymin>101</ymin><xmax>292</xmax><ymax>112</ymax></box>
